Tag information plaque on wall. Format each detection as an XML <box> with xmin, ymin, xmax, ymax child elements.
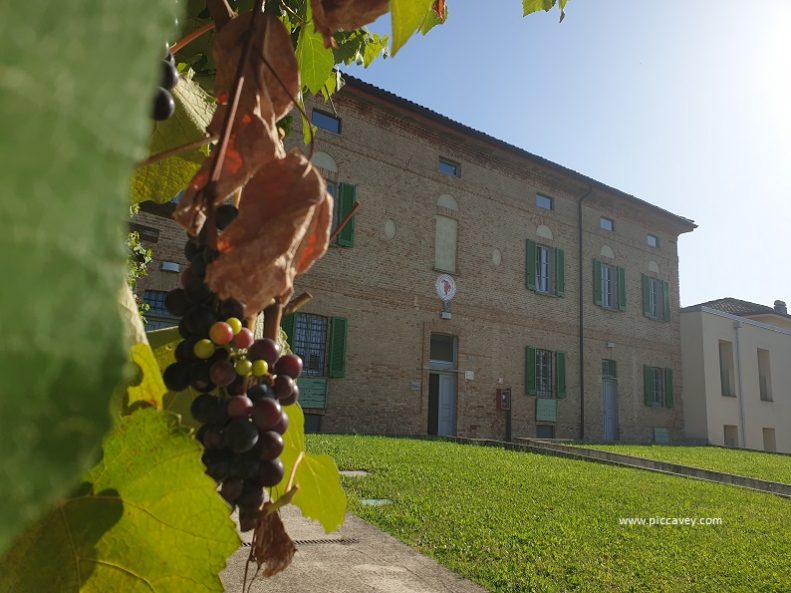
<box><xmin>297</xmin><ymin>378</ymin><xmax>327</xmax><ymax>409</ymax></box>
<box><xmin>535</xmin><ymin>398</ymin><xmax>557</xmax><ymax>422</ymax></box>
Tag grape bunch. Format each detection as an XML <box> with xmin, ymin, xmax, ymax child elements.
<box><xmin>161</xmin><ymin>220</ymin><xmax>303</xmax><ymax>531</ymax></box>
<box><xmin>152</xmin><ymin>46</ymin><xmax>179</xmax><ymax>121</ymax></box>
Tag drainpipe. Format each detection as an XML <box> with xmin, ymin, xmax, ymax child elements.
<box><xmin>733</xmin><ymin>320</ymin><xmax>747</xmax><ymax>448</ymax></box>
<box><xmin>577</xmin><ymin>185</ymin><xmax>593</xmax><ymax>441</ymax></box>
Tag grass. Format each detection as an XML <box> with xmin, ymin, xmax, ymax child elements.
<box><xmin>571</xmin><ymin>444</ymin><xmax>791</xmax><ymax>485</ymax></box>
<box><xmin>308</xmin><ymin>435</ymin><xmax>791</xmax><ymax>593</ymax></box>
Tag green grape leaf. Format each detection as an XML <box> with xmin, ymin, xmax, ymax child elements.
<box><xmin>522</xmin><ymin>0</ymin><xmax>567</xmax><ymax>21</ymax></box>
<box><xmin>0</xmin><ymin>0</ymin><xmax>178</xmax><ymax>553</ymax></box>
<box><xmin>362</xmin><ymin>33</ymin><xmax>390</xmax><ymax>67</ymax></box>
<box><xmin>419</xmin><ymin>3</ymin><xmax>448</xmax><ymax>35</ymax></box>
<box><xmin>130</xmin><ymin>74</ymin><xmax>215</xmax><ymax>204</ymax></box>
<box><xmin>0</xmin><ymin>409</ymin><xmax>239</xmax><ymax>593</ymax></box>
<box><xmin>297</xmin><ymin>17</ymin><xmax>336</xmax><ymax>95</ymax></box>
<box><xmin>280</xmin><ymin>404</ymin><xmax>346</xmax><ymax>533</ymax></box>
<box><xmin>391</xmin><ymin>0</ymin><xmax>434</xmax><ymax>56</ymax></box>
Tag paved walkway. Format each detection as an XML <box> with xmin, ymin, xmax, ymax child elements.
<box><xmin>221</xmin><ymin>506</ymin><xmax>489</xmax><ymax>593</ymax></box>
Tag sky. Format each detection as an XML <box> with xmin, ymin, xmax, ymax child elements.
<box><xmin>341</xmin><ymin>1</ymin><xmax>791</xmax><ymax>308</ymax></box>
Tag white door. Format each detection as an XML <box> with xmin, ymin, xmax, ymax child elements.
<box><xmin>603</xmin><ymin>379</ymin><xmax>619</xmax><ymax>442</ymax></box>
<box><xmin>437</xmin><ymin>373</ymin><xmax>457</xmax><ymax>436</ymax></box>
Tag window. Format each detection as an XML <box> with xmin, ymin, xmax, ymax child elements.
<box><xmin>438</xmin><ymin>157</ymin><xmax>460</xmax><ymax>177</ymax></box>
<box><xmin>758</xmin><ymin>349</ymin><xmax>772</xmax><ymax>401</ymax></box>
<box><xmin>763</xmin><ymin>428</ymin><xmax>776</xmax><ymax>452</ymax></box>
<box><xmin>536</xmin><ymin>425</ymin><xmax>555</xmax><ymax>438</ymax></box>
<box><xmin>600</xmin><ymin>216</ymin><xmax>614</xmax><ymax>232</ymax></box>
<box><xmin>643</xmin><ymin>365</ymin><xmax>673</xmax><ymax>408</ymax></box>
<box><xmin>282</xmin><ymin>314</ymin><xmax>348</xmax><ymax>379</ymax></box>
<box><xmin>330</xmin><ymin>182</ymin><xmax>356</xmax><ymax>247</ymax></box>
<box><xmin>311</xmin><ymin>109</ymin><xmax>341</xmax><ymax>134</ymax></box>
<box><xmin>642</xmin><ymin>275</ymin><xmax>669</xmax><ymax>321</ymax></box>
<box><xmin>526</xmin><ymin>240</ymin><xmax>565</xmax><ymax>296</ymax></box>
<box><xmin>718</xmin><ymin>340</ymin><xmax>736</xmax><ymax>396</ymax></box>
<box><xmin>525</xmin><ymin>347</ymin><xmax>567</xmax><ymax>398</ymax></box>
<box><xmin>647</xmin><ymin>234</ymin><xmax>659</xmax><ymax>248</ymax></box>
<box><xmin>723</xmin><ymin>425</ymin><xmax>739</xmax><ymax>448</ymax></box>
<box><xmin>602</xmin><ymin>359</ymin><xmax>617</xmax><ymax>379</ymax></box>
<box><xmin>143</xmin><ymin>289</ymin><xmax>179</xmax><ymax>331</ymax></box>
<box><xmin>536</xmin><ymin>194</ymin><xmax>553</xmax><ymax>210</ymax></box>
<box><xmin>430</xmin><ymin>333</ymin><xmax>455</xmax><ymax>363</ymax></box>
<box><xmin>594</xmin><ymin>260</ymin><xmax>625</xmax><ymax>311</ymax></box>
<box><xmin>434</xmin><ymin>216</ymin><xmax>458</xmax><ymax>273</ymax></box>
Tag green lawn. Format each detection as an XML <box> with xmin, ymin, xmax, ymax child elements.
<box><xmin>573</xmin><ymin>444</ymin><xmax>791</xmax><ymax>485</ymax></box>
<box><xmin>308</xmin><ymin>435</ymin><xmax>791</xmax><ymax>593</ymax></box>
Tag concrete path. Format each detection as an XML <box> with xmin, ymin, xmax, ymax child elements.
<box><xmin>221</xmin><ymin>506</ymin><xmax>489</xmax><ymax>593</ymax></box>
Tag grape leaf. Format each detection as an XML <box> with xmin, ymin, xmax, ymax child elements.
<box><xmin>522</xmin><ymin>0</ymin><xmax>568</xmax><ymax>21</ymax></box>
<box><xmin>130</xmin><ymin>74</ymin><xmax>216</xmax><ymax>204</ymax></box>
<box><xmin>420</xmin><ymin>2</ymin><xmax>448</xmax><ymax>35</ymax></box>
<box><xmin>0</xmin><ymin>0</ymin><xmax>178</xmax><ymax>553</ymax></box>
<box><xmin>391</xmin><ymin>0</ymin><xmax>434</xmax><ymax>56</ymax></box>
<box><xmin>280</xmin><ymin>404</ymin><xmax>346</xmax><ymax>533</ymax></box>
<box><xmin>0</xmin><ymin>409</ymin><xmax>239</xmax><ymax>593</ymax></box>
<box><xmin>297</xmin><ymin>15</ymin><xmax>336</xmax><ymax>95</ymax></box>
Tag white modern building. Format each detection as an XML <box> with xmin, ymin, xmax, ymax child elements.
<box><xmin>681</xmin><ymin>298</ymin><xmax>791</xmax><ymax>453</ymax></box>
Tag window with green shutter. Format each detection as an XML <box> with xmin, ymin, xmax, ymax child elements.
<box><xmin>525</xmin><ymin>346</ymin><xmax>536</xmax><ymax>395</ymax></box>
<box><xmin>526</xmin><ymin>240</ymin><xmax>536</xmax><ymax>290</ymax></box>
<box><xmin>617</xmin><ymin>266</ymin><xmax>626</xmax><ymax>311</ymax></box>
<box><xmin>526</xmin><ymin>346</ymin><xmax>566</xmax><ymax>398</ymax></box>
<box><xmin>593</xmin><ymin>260</ymin><xmax>602</xmax><ymax>306</ymax></box>
<box><xmin>595</xmin><ymin>260</ymin><xmax>625</xmax><ymax>311</ymax></box>
<box><xmin>556</xmin><ymin>352</ymin><xmax>566</xmax><ymax>398</ymax></box>
<box><xmin>643</xmin><ymin>275</ymin><xmax>669</xmax><ymax>321</ymax></box>
<box><xmin>328</xmin><ymin>317</ymin><xmax>348</xmax><ymax>378</ymax></box>
<box><xmin>281</xmin><ymin>314</ymin><xmax>296</xmax><ymax>346</ymax></box>
<box><xmin>335</xmin><ymin>183</ymin><xmax>356</xmax><ymax>247</ymax></box>
<box><xmin>555</xmin><ymin>249</ymin><xmax>565</xmax><ymax>296</ymax></box>
<box><xmin>643</xmin><ymin>365</ymin><xmax>669</xmax><ymax>407</ymax></box>
<box><xmin>664</xmin><ymin>368</ymin><xmax>673</xmax><ymax>408</ymax></box>
<box><xmin>662</xmin><ymin>281</ymin><xmax>670</xmax><ymax>321</ymax></box>
<box><xmin>526</xmin><ymin>240</ymin><xmax>563</xmax><ymax>297</ymax></box>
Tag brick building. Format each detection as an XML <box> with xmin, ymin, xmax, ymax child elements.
<box><xmin>135</xmin><ymin>76</ymin><xmax>696</xmax><ymax>443</ymax></box>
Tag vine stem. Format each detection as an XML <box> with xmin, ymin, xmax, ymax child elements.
<box><xmin>284</xmin><ymin>292</ymin><xmax>312</xmax><ymax>315</ymax></box>
<box><xmin>329</xmin><ymin>201</ymin><xmax>360</xmax><ymax>243</ymax></box>
<box><xmin>135</xmin><ymin>134</ymin><xmax>217</xmax><ymax>168</ymax></box>
<box><xmin>263</xmin><ymin>299</ymin><xmax>284</xmax><ymax>341</ymax></box>
<box><xmin>169</xmin><ymin>22</ymin><xmax>215</xmax><ymax>55</ymax></box>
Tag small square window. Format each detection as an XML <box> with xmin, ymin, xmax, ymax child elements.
<box><xmin>647</xmin><ymin>234</ymin><xmax>659</xmax><ymax>248</ymax></box>
<box><xmin>536</xmin><ymin>194</ymin><xmax>553</xmax><ymax>210</ymax></box>
<box><xmin>438</xmin><ymin>157</ymin><xmax>460</xmax><ymax>177</ymax></box>
<box><xmin>311</xmin><ymin>109</ymin><xmax>341</xmax><ymax>134</ymax></box>
<box><xmin>600</xmin><ymin>216</ymin><xmax>614</xmax><ymax>232</ymax></box>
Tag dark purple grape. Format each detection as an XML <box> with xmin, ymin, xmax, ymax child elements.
<box><xmin>201</xmin><ymin>424</ymin><xmax>226</xmax><ymax>449</ymax></box>
<box><xmin>248</xmin><ymin>339</ymin><xmax>280</xmax><ymax>366</ymax></box>
<box><xmin>225</xmin><ymin>419</ymin><xmax>258</xmax><ymax>453</ymax></box>
<box><xmin>257</xmin><ymin>459</ymin><xmax>285</xmax><ymax>487</ymax></box>
<box><xmin>227</xmin><ymin>375</ymin><xmax>247</xmax><ymax>396</ymax></box>
<box><xmin>279</xmin><ymin>383</ymin><xmax>299</xmax><ymax>406</ymax></box>
<box><xmin>161</xmin><ymin>60</ymin><xmax>179</xmax><ymax>90</ymax></box>
<box><xmin>255</xmin><ymin>430</ymin><xmax>284</xmax><ymax>461</ymax></box>
<box><xmin>202</xmin><ymin>449</ymin><xmax>232</xmax><ymax>481</ymax></box>
<box><xmin>178</xmin><ymin>318</ymin><xmax>193</xmax><ymax>339</ymax></box>
<box><xmin>190</xmin><ymin>393</ymin><xmax>217</xmax><ymax>423</ymax></box>
<box><xmin>165</xmin><ymin>288</ymin><xmax>188</xmax><ymax>317</ymax></box>
<box><xmin>229</xmin><ymin>452</ymin><xmax>259</xmax><ymax>480</ymax></box>
<box><xmin>237</xmin><ymin>480</ymin><xmax>264</xmax><ymax>507</ymax></box>
<box><xmin>202</xmin><ymin>247</ymin><xmax>219</xmax><ymax>264</ymax></box>
<box><xmin>189</xmin><ymin>362</ymin><xmax>214</xmax><ymax>392</ymax></box>
<box><xmin>252</xmin><ymin>398</ymin><xmax>282</xmax><ymax>431</ymax></box>
<box><xmin>219</xmin><ymin>298</ymin><xmax>245</xmax><ymax>321</ymax></box>
<box><xmin>273</xmin><ymin>411</ymin><xmax>289</xmax><ymax>435</ymax></box>
<box><xmin>185</xmin><ymin>281</ymin><xmax>213</xmax><ymax>304</ymax></box>
<box><xmin>210</xmin><ymin>360</ymin><xmax>236</xmax><ymax>387</ymax></box>
<box><xmin>209</xmin><ymin>347</ymin><xmax>230</xmax><ymax>365</ymax></box>
<box><xmin>184</xmin><ymin>305</ymin><xmax>215</xmax><ymax>336</ymax></box>
<box><xmin>274</xmin><ymin>354</ymin><xmax>303</xmax><ymax>379</ymax></box>
<box><xmin>220</xmin><ymin>478</ymin><xmax>244</xmax><ymax>504</ymax></box>
<box><xmin>247</xmin><ymin>383</ymin><xmax>275</xmax><ymax>403</ymax></box>
<box><xmin>152</xmin><ymin>87</ymin><xmax>175</xmax><ymax>120</ymax></box>
<box><xmin>216</xmin><ymin>204</ymin><xmax>239</xmax><ymax>230</ymax></box>
<box><xmin>238</xmin><ymin>505</ymin><xmax>260</xmax><ymax>532</ymax></box>
<box><xmin>175</xmin><ymin>338</ymin><xmax>198</xmax><ymax>363</ymax></box>
<box><xmin>184</xmin><ymin>240</ymin><xmax>200</xmax><ymax>262</ymax></box>
<box><xmin>190</xmin><ymin>257</ymin><xmax>207</xmax><ymax>278</ymax></box>
<box><xmin>227</xmin><ymin>395</ymin><xmax>253</xmax><ymax>418</ymax></box>
<box><xmin>273</xmin><ymin>375</ymin><xmax>295</xmax><ymax>400</ymax></box>
<box><xmin>163</xmin><ymin>362</ymin><xmax>191</xmax><ymax>392</ymax></box>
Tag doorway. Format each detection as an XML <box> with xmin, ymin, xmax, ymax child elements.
<box><xmin>428</xmin><ymin>333</ymin><xmax>458</xmax><ymax>436</ymax></box>
<box><xmin>602</xmin><ymin>359</ymin><xmax>619</xmax><ymax>442</ymax></box>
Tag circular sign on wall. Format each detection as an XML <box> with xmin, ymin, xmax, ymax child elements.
<box><xmin>435</xmin><ymin>274</ymin><xmax>457</xmax><ymax>302</ymax></box>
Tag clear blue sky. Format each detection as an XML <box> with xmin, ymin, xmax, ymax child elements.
<box><xmin>342</xmin><ymin>1</ymin><xmax>791</xmax><ymax>308</ymax></box>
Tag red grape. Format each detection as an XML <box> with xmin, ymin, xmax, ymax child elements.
<box><xmin>273</xmin><ymin>411</ymin><xmax>289</xmax><ymax>435</ymax></box>
<box><xmin>273</xmin><ymin>375</ymin><xmax>295</xmax><ymax>399</ymax></box>
<box><xmin>233</xmin><ymin>328</ymin><xmax>254</xmax><ymax>349</ymax></box>
<box><xmin>257</xmin><ymin>459</ymin><xmax>284</xmax><ymax>487</ymax></box>
<box><xmin>227</xmin><ymin>395</ymin><xmax>253</xmax><ymax>418</ymax></box>
<box><xmin>252</xmin><ymin>398</ymin><xmax>282</xmax><ymax>431</ymax></box>
<box><xmin>279</xmin><ymin>383</ymin><xmax>299</xmax><ymax>406</ymax></box>
<box><xmin>210</xmin><ymin>360</ymin><xmax>236</xmax><ymax>387</ymax></box>
<box><xmin>256</xmin><ymin>430</ymin><xmax>284</xmax><ymax>460</ymax></box>
<box><xmin>274</xmin><ymin>354</ymin><xmax>303</xmax><ymax>379</ymax></box>
<box><xmin>248</xmin><ymin>339</ymin><xmax>280</xmax><ymax>365</ymax></box>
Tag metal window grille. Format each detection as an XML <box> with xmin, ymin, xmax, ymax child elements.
<box><xmin>602</xmin><ymin>264</ymin><xmax>617</xmax><ymax>308</ymax></box>
<box><xmin>143</xmin><ymin>290</ymin><xmax>179</xmax><ymax>331</ymax></box>
<box><xmin>648</xmin><ymin>278</ymin><xmax>661</xmax><ymax>318</ymax></box>
<box><xmin>535</xmin><ymin>349</ymin><xmax>554</xmax><ymax>398</ymax></box>
<box><xmin>652</xmin><ymin>367</ymin><xmax>664</xmax><ymax>405</ymax></box>
<box><xmin>293</xmin><ymin>314</ymin><xmax>329</xmax><ymax>377</ymax></box>
<box><xmin>602</xmin><ymin>359</ymin><xmax>617</xmax><ymax>379</ymax></box>
<box><xmin>535</xmin><ymin>245</ymin><xmax>553</xmax><ymax>293</ymax></box>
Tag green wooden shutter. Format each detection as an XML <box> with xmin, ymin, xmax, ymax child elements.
<box><xmin>643</xmin><ymin>365</ymin><xmax>652</xmax><ymax>406</ymax></box>
<box><xmin>642</xmin><ymin>274</ymin><xmax>650</xmax><ymax>317</ymax></box>
<box><xmin>617</xmin><ymin>266</ymin><xmax>626</xmax><ymax>311</ymax></box>
<box><xmin>662</xmin><ymin>281</ymin><xmax>671</xmax><ymax>321</ymax></box>
<box><xmin>281</xmin><ymin>314</ymin><xmax>296</xmax><ymax>346</ymax></box>
<box><xmin>556</xmin><ymin>351</ymin><xmax>566</xmax><ymax>398</ymax></box>
<box><xmin>526</xmin><ymin>240</ymin><xmax>536</xmax><ymax>290</ymax></box>
<box><xmin>328</xmin><ymin>317</ymin><xmax>348</xmax><ymax>378</ymax></box>
<box><xmin>525</xmin><ymin>346</ymin><xmax>536</xmax><ymax>395</ymax></box>
<box><xmin>664</xmin><ymin>368</ymin><xmax>674</xmax><ymax>408</ymax></box>
<box><xmin>555</xmin><ymin>248</ymin><xmax>565</xmax><ymax>297</ymax></box>
<box><xmin>593</xmin><ymin>260</ymin><xmax>602</xmax><ymax>306</ymax></box>
<box><xmin>335</xmin><ymin>183</ymin><xmax>356</xmax><ymax>247</ymax></box>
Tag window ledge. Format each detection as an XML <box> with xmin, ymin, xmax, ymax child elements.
<box><xmin>721</xmin><ymin>393</ymin><xmax>737</xmax><ymax>398</ymax></box>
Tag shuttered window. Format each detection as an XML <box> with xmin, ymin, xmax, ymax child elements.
<box><xmin>281</xmin><ymin>313</ymin><xmax>348</xmax><ymax>379</ymax></box>
<box><xmin>643</xmin><ymin>365</ymin><xmax>673</xmax><ymax>408</ymax></box>
<box><xmin>642</xmin><ymin>275</ymin><xmax>670</xmax><ymax>321</ymax></box>
<box><xmin>525</xmin><ymin>346</ymin><xmax>567</xmax><ymax>399</ymax></box>
<box><xmin>526</xmin><ymin>239</ymin><xmax>564</xmax><ymax>297</ymax></box>
<box><xmin>334</xmin><ymin>182</ymin><xmax>356</xmax><ymax>247</ymax></box>
<box><xmin>594</xmin><ymin>260</ymin><xmax>626</xmax><ymax>311</ymax></box>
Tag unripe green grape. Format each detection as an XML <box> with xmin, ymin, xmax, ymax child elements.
<box><xmin>252</xmin><ymin>360</ymin><xmax>269</xmax><ymax>377</ymax></box>
<box><xmin>226</xmin><ymin>317</ymin><xmax>243</xmax><ymax>335</ymax></box>
<box><xmin>235</xmin><ymin>358</ymin><xmax>253</xmax><ymax>376</ymax></box>
<box><xmin>193</xmin><ymin>339</ymin><xmax>215</xmax><ymax>359</ymax></box>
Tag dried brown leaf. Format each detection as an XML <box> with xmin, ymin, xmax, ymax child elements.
<box><xmin>250</xmin><ymin>506</ymin><xmax>296</xmax><ymax>578</ymax></box>
<box><xmin>205</xmin><ymin>152</ymin><xmax>331</xmax><ymax>312</ymax></box>
<box><xmin>206</xmin><ymin>0</ymin><xmax>234</xmax><ymax>30</ymax></box>
<box><xmin>311</xmin><ymin>0</ymin><xmax>390</xmax><ymax>47</ymax></box>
